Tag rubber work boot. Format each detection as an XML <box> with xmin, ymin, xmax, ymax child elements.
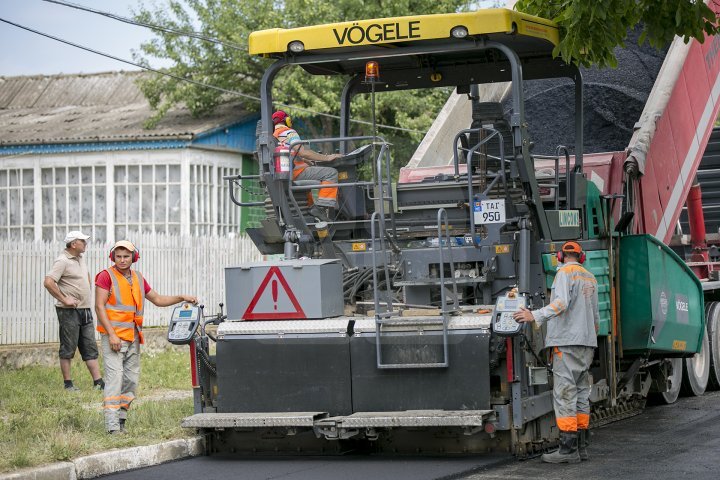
<box><xmin>578</xmin><ymin>428</ymin><xmax>589</xmax><ymax>461</ymax></box>
<box><xmin>542</xmin><ymin>431</ymin><xmax>581</xmax><ymax>464</ymax></box>
<box><xmin>119</xmin><ymin>418</ymin><xmax>126</xmax><ymax>432</ymax></box>
<box><xmin>309</xmin><ymin>205</ymin><xmax>330</xmax><ymax>222</ymax></box>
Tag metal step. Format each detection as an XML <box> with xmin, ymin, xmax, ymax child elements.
<box><xmin>317</xmin><ymin>410</ymin><xmax>494</xmax><ymax>428</ymax></box>
<box><xmin>182</xmin><ymin>410</ymin><xmax>494</xmax><ymax>430</ymax></box>
<box><xmin>181</xmin><ymin>412</ymin><xmax>328</xmax><ymax>428</ymax></box>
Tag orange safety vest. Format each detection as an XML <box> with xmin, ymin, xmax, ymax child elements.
<box><xmin>273</xmin><ymin>125</ymin><xmax>307</xmax><ymax>178</ymax></box>
<box><xmin>97</xmin><ymin>267</ymin><xmax>145</xmax><ymax>344</ymax></box>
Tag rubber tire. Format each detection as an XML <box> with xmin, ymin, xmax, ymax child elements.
<box><xmin>706</xmin><ymin>302</ymin><xmax>720</xmax><ymax>391</ymax></box>
<box><xmin>659</xmin><ymin>357</ymin><xmax>683</xmax><ymax>404</ymax></box>
<box><xmin>681</xmin><ymin>327</ymin><xmax>710</xmax><ymax>396</ymax></box>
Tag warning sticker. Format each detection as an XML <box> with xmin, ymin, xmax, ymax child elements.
<box><xmin>495</xmin><ymin>244</ymin><xmax>510</xmax><ymax>254</ymax></box>
<box><xmin>242</xmin><ymin>267</ymin><xmax>307</xmax><ymax>320</ymax></box>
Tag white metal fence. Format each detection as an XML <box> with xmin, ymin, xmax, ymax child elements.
<box><xmin>0</xmin><ymin>233</ymin><xmax>262</xmax><ymax>345</ymax></box>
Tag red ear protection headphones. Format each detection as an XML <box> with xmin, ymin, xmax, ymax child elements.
<box><xmin>272</xmin><ymin>110</ymin><xmax>292</xmax><ymax>128</ymax></box>
<box><xmin>557</xmin><ymin>241</ymin><xmax>586</xmax><ymax>264</ymax></box>
<box><xmin>109</xmin><ymin>241</ymin><xmax>140</xmax><ymax>263</ymax></box>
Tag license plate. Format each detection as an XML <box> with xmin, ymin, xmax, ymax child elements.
<box><xmin>474</xmin><ymin>199</ymin><xmax>505</xmax><ymax>225</ymax></box>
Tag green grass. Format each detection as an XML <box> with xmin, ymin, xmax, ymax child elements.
<box><xmin>0</xmin><ymin>349</ymin><xmax>194</xmax><ymax>473</ymax></box>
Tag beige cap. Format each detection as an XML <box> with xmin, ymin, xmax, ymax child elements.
<box><xmin>64</xmin><ymin>230</ymin><xmax>90</xmax><ymax>243</ymax></box>
<box><xmin>112</xmin><ymin>240</ymin><xmax>137</xmax><ymax>252</ymax></box>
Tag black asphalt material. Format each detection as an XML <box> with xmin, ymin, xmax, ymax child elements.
<box><xmin>101</xmin><ymin>454</ymin><xmax>509</xmax><ymax>480</ymax></box>
<box><xmin>513</xmin><ymin>27</ymin><xmax>668</xmax><ymax>156</ymax></box>
<box><xmin>464</xmin><ymin>391</ymin><xmax>720</xmax><ymax>479</ymax></box>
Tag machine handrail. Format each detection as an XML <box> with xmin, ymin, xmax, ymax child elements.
<box><xmin>225</xmin><ymin>176</ymin><xmax>266</xmax><ymax>208</ymax></box>
<box><xmin>466</xmin><ymin>128</ymin><xmax>507</xmax><ymax>245</ymax></box>
<box><xmin>290</xmin><ymin>180</ymin><xmax>375</xmax><ymax>191</ymax></box>
<box><xmin>481</xmin><ymin>171</ymin><xmax>505</xmax><ymax>197</ymax></box>
<box><xmin>371</xmin><ymin>209</ymin><xmax>456</xmax><ymax>370</ymax></box>
<box><xmin>437</xmin><ymin>207</ymin><xmax>459</xmax><ymax>315</ymax></box>
<box><xmin>282</xmin><ymin>137</ymin><xmax>394</xmax><ymax>235</ymax></box>
<box><xmin>222</xmin><ymin>174</ymin><xmax>261</xmax><ymax>180</ymax></box>
<box><xmin>556</xmin><ymin>145</ymin><xmax>571</xmax><ymax>210</ymax></box>
<box><xmin>372</xmin><ymin>209</ymin><xmax>426</xmax><ymax>370</ymax></box>
<box><xmin>453</xmin><ymin>127</ymin><xmax>506</xmax><ymax>179</ymax></box>
<box><xmin>370</xmin><ymin>211</ymin><xmax>396</xmax><ymax>318</ymax></box>
<box><xmin>364</xmin><ymin>142</ymin><xmax>397</xmax><ymax>237</ymax></box>
<box><xmin>434</xmin><ymin>207</ymin><xmax>458</xmax><ymax>368</ymax></box>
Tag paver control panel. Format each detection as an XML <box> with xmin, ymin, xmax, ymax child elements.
<box><xmin>492</xmin><ymin>292</ymin><xmax>527</xmax><ymax>336</ymax></box>
<box><xmin>167</xmin><ymin>303</ymin><xmax>200</xmax><ymax>345</ymax></box>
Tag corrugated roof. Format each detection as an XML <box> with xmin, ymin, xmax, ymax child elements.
<box><xmin>0</xmin><ymin>71</ymin><xmax>248</xmax><ymax>145</ymax></box>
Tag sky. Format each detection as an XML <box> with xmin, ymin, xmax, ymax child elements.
<box><xmin>0</xmin><ymin>0</ymin><xmax>501</xmax><ymax>77</ymax></box>
<box><xmin>0</xmin><ymin>0</ymin><xmax>167</xmax><ymax>76</ymax></box>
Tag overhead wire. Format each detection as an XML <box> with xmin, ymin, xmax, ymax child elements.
<box><xmin>0</xmin><ymin>17</ymin><xmax>259</xmax><ymax>101</ymax></box>
<box><xmin>41</xmin><ymin>0</ymin><xmax>246</xmax><ymax>51</ymax></box>
<box><xmin>3</xmin><ymin>6</ymin><xmax>425</xmax><ymax>134</ymax></box>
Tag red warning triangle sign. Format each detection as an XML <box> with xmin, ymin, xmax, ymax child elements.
<box><xmin>242</xmin><ymin>266</ymin><xmax>307</xmax><ymax>320</ymax></box>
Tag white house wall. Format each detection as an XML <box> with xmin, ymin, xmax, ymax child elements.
<box><xmin>0</xmin><ymin>147</ymin><xmax>245</xmax><ymax>242</ymax></box>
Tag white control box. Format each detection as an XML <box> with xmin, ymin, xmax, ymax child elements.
<box><xmin>167</xmin><ymin>303</ymin><xmax>200</xmax><ymax>344</ymax></box>
<box><xmin>492</xmin><ymin>292</ymin><xmax>527</xmax><ymax>336</ymax></box>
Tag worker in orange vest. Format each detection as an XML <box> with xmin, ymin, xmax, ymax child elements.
<box><xmin>95</xmin><ymin>240</ymin><xmax>197</xmax><ymax>435</ymax></box>
<box><xmin>272</xmin><ymin>110</ymin><xmax>343</xmax><ymax>222</ymax></box>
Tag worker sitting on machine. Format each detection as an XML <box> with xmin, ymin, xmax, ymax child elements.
<box><xmin>272</xmin><ymin>110</ymin><xmax>343</xmax><ymax>222</ymax></box>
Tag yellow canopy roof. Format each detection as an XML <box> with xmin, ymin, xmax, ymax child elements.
<box><xmin>249</xmin><ymin>9</ymin><xmax>558</xmax><ymax>57</ymax></box>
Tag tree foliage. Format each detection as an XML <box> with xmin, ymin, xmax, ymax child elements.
<box><xmin>133</xmin><ymin>0</ymin><xmax>470</xmax><ymax>166</ymax></box>
<box><xmin>134</xmin><ymin>0</ymin><xmax>720</xmax><ymax>165</ymax></box>
<box><xmin>515</xmin><ymin>0</ymin><xmax>719</xmax><ymax>68</ymax></box>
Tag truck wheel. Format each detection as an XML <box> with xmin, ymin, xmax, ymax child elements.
<box><xmin>707</xmin><ymin>301</ymin><xmax>720</xmax><ymax>391</ymax></box>
<box><xmin>681</xmin><ymin>327</ymin><xmax>710</xmax><ymax>396</ymax></box>
<box><xmin>659</xmin><ymin>357</ymin><xmax>683</xmax><ymax>404</ymax></box>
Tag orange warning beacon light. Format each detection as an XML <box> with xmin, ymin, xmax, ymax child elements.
<box><xmin>365</xmin><ymin>61</ymin><xmax>380</xmax><ymax>82</ymax></box>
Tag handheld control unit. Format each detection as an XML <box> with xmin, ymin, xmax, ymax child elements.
<box><xmin>492</xmin><ymin>292</ymin><xmax>527</xmax><ymax>336</ymax></box>
<box><xmin>167</xmin><ymin>303</ymin><xmax>201</xmax><ymax>345</ymax></box>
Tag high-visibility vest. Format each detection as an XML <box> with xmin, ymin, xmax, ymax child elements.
<box><xmin>97</xmin><ymin>267</ymin><xmax>145</xmax><ymax>344</ymax></box>
<box><xmin>273</xmin><ymin>125</ymin><xmax>306</xmax><ymax>178</ymax></box>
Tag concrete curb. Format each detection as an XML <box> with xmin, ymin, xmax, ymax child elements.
<box><xmin>0</xmin><ymin>463</ymin><xmax>76</xmax><ymax>480</ymax></box>
<box><xmin>0</xmin><ymin>437</ymin><xmax>204</xmax><ymax>480</ymax></box>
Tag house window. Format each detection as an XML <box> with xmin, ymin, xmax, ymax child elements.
<box><xmin>114</xmin><ymin>164</ymin><xmax>181</xmax><ymax>239</ymax></box>
<box><xmin>1</xmin><ymin>151</ymin><xmax>247</xmax><ymax>241</ymax></box>
<box><xmin>216</xmin><ymin>166</ymin><xmax>243</xmax><ymax>235</ymax></box>
<box><xmin>190</xmin><ymin>164</ymin><xmax>213</xmax><ymax>236</ymax></box>
<box><xmin>0</xmin><ymin>168</ymin><xmax>34</xmax><ymax>241</ymax></box>
<box><xmin>40</xmin><ymin>166</ymin><xmax>107</xmax><ymax>242</ymax></box>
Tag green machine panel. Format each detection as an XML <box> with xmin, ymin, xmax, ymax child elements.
<box><xmin>619</xmin><ymin>234</ymin><xmax>704</xmax><ymax>356</ymax></box>
<box><xmin>541</xmin><ymin>250</ymin><xmax>611</xmax><ymax>336</ymax></box>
